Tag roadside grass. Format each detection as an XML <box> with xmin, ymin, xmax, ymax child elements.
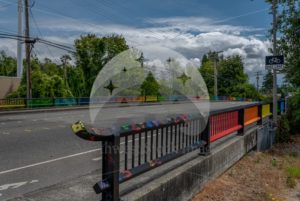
<box><xmin>192</xmin><ymin>135</ymin><xmax>300</xmax><ymax>201</ymax></box>
<box><xmin>286</xmin><ymin>166</ymin><xmax>300</xmax><ymax>179</ymax></box>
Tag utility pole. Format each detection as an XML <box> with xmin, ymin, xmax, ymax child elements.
<box><xmin>256</xmin><ymin>71</ymin><xmax>262</xmax><ymax>91</ymax></box>
<box><xmin>214</xmin><ymin>58</ymin><xmax>218</xmax><ymax>97</ymax></box>
<box><xmin>272</xmin><ymin>0</ymin><xmax>278</xmax><ymax>125</ymax></box>
<box><xmin>213</xmin><ymin>51</ymin><xmax>223</xmax><ymax>97</ymax></box>
<box><xmin>17</xmin><ymin>0</ymin><xmax>23</xmax><ymax>78</ymax></box>
<box><xmin>25</xmin><ymin>0</ymin><xmax>32</xmax><ymax>100</ymax></box>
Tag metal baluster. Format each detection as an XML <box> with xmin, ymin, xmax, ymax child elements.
<box><xmin>156</xmin><ymin>128</ymin><xmax>159</xmax><ymax>159</ymax></box>
<box><xmin>125</xmin><ymin>135</ymin><xmax>128</xmax><ymax>170</ymax></box>
<box><xmin>150</xmin><ymin>129</ymin><xmax>154</xmax><ymax>160</ymax></box>
<box><xmin>138</xmin><ymin>132</ymin><xmax>142</xmax><ymax>165</ymax></box>
<box><xmin>144</xmin><ymin>131</ymin><xmax>148</xmax><ymax>163</ymax></box>
<box><xmin>132</xmin><ymin>133</ymin><xmax>135</xmax><ymax>168</ymax></box>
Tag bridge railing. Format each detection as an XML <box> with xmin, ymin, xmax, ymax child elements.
<box><xmin>0</xmin><ymin>95</ymin><xmax>261</xmax><ymax>109</ymax></box>
<box><xmin>71</xmin><ymin>101</ymin><xmax>285</xmax><ymax>200</ymax></box>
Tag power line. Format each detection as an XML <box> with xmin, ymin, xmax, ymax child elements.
<box><xmin>30</xmin><ymin>9</ymin><xmax>62</xmax><ymax>63</ymax></box>
<box><xmin>0</xmin><ymin>33</ymin><xmax>75</xmax><ymax>53</ymax></box>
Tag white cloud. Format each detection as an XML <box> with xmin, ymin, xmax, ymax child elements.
<box><xmin>0</xmin><ymin>16</ymin><xmax>272</xmax><ymax>84</ymax></box>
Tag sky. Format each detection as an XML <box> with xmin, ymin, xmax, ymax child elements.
<box><xmin>0</xmin><ymin>0</ymin><xmax>281</xmax><ymax>85</ymax></box>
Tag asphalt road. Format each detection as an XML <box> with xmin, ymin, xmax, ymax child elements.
<box><xmin>0</xmin><ymin>101</ymin><xmax>255</xmax><ymax>201</ymax></box>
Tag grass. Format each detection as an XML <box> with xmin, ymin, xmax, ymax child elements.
<box><xmin>286</xmin><ymin>166</ymin><xmax>300</xmax><ymax>179</ymax></box>
<box><xmin>286</xmin><ymin>176</ymin><xmax>296</xmax><ymax>188</ymax></box>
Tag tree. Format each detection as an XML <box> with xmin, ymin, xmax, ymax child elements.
<box><xmin>0</xmin><ymin>51</ymin><xmax>17</xmax><ymax>76</ymax></box>
<box><xmin>199</xmin><ymin>58</ymin><xmax>214</xmax><ymax>95</ymax></box>
<box><xmin>275</xmin><ymin>0</ymin><xmax>300</xmax><ymax>88</ymax></box>
<box><xmin>271</xmin><ymin>0</ymin><xmax>300</xmax><ymax>133</ymax></box>
<box><xmin>60</xmin><ymin>54</ymin><xmax>72</xmax><ymax>84</ymax></box>
<box><xmin>199</xmin><ymin>53</ymin><xmax>261</xmax><ymax>99</ymax></box>
<box><xmin>218</xmin><ymin>55</ymin><xmax>248</xmax><ymax>96</ymax></box>
<box><xmin>74</xmin><ymin>34</ymin><xmax>128</xmax><ymax>96</ymax></box>
<box><xmin>7</xmin><ymin>57</ymin><xmax>73</xmax><ymax>98</ymax></box>
<box><xmin>141</xmin><ymin>72</ymin><xmax>160</xmax><ymax>96</ymax></box>
<box><xmin>261</xmin><ymin>70</ymin><xmax>273</xmax><ymax>95</ymax></box>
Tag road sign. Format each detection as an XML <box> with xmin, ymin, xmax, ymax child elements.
<box><xmin>265</xmin><ymin>55</ymin><xmax>284</xmax><ymax>71</ymax></box>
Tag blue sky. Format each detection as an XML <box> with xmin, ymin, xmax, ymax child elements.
<box><xmin>0</xmin><ymin>0</ymin><xmax>278</xmax><ymax>84</ymax></box>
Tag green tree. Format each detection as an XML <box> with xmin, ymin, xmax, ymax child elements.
<box><xmin>261</xmin><ymin>70</ymin><xmax>273</xmax><ymax>95</ymax></box>
<box><xmin>74</xmin><ymin>34</ymin><xmax>128</xmax><ymax>96</ymax></box>
<box><xmin>7</xmin><ymin>57</ymin><xmax>73</xmax><ymax>98</ymax></box>
<box><xmin>141</xmin><ymin>72</ymin><xmax>160</xmax><ymax>96</ymax></box>
<box><xmin>199</xmin><ymin>58</ymin><xmax>214</xmax><ymax>95</ymax></box>
<box><xmin>0</xmin><ymin>51</ymin><xmax>17</xmax><ymax>76</ymax></box>
<box><xmin>199</xmin><ymin>53</ymin><xmax>260</xmax><ymax>99</ymax></box>
<box><xmin>268</xmin><ymin>0</ymin><xmax>300</xmax><ymax>133</ymax></box>
<box><xmin>218</xmin><ymin>55</ymin><xmax>248</xmax><ymax>96</ymax></box>
<box><xmin>67</xmin><ymin>67</ymin><xmax>87</xmax><ymax>97</ymax></box>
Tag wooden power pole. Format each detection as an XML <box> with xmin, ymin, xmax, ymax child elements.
<box><xmin>25</xmin><ymin>0</ymin><xmax>32</xmax><ymax>100</ymax></box>
<box><xmin>272</xmin><ymin>0</ymin><xmax>278</xmax><ymax>125</ymax></box>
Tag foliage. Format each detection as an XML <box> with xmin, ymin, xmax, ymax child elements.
<box><xmin>275</xmin><ymin>0</ymin><xmax>300</xmax><ymax>88</ymax></box>
<box><xmin>218</xmin><ymin>55</ymin><xmax>248</xmax><ymax>95</ymax></box>
<box><xmin>74</xmin><ymin>34</ymin><xmax>128</xmax><ymax>96</ymax></box>
<box><xmin>7</xmin><ymin>58</ymin><xmax>73</xmax><ymax>98</ymax></box>
<box><xmin>199</xmin><ymin>53</ymin><xmax>261</xmax><ymax>99</ymax></box>
<box><xmin>275</xmin><ymin>114</ymin><xmax>290</xmax><ymax>143</ymax></box>
<box><xmin>141</xmin><ymin>72</ymin><xmax>160</xmax><ymax>96</ymax></box>
<box><xmin>286</xmin><ymin>91</ymin><xmax>300</xmax><ymax>134</ymax></box>
<box><xmin>0</xmin><ymin>51</ymin><xmax>17</xmax><ymax>76</ymax></box>
<box><xmin>286</xmin><ymin>166</ymin><xmax>300</xmax><ymax>179</ymax></box>
<box><xmin>199</xmin><ymin>58</ymin><xmax>214</xmax><ymax>95</ymax></box>
<box><xmin>261</xmin><ymin>70</ymin><xmax>273</xmax><ymax>95</ymax></box>
<box><xmin>286</xmin><ymin>176</ymin><xmax>296</xmax><ymax>188</ymax></box>
<box><xmin>230</xmin><ymin>83</ymin><xmax>262</xmax><ymax>100</ymax></box>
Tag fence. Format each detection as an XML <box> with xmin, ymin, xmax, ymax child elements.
<box><xmin>71</xmin><ymin>100</ymin><xmax>285</xmax><ymax>201</ymax></box>
<box><xmin>0</xmin><ymin>95</ymin><xmax>261</xmax><ymax>109</ymax></box>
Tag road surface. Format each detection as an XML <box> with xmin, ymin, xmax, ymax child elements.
<box><xmin>0</xmin><ymin>101</ymin><xmax>255</xmax><ymax>200</ymax></box>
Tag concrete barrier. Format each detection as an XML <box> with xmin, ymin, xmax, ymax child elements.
<box><xmin>122</xmin><ymin>128</ymin><xmax>258</xmax><ymax>201</ymax></box>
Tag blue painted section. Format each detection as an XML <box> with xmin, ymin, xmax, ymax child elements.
<box><xmin>79</xmin><ymin>97</ymin><xmax>90</xmax><ymax>105</ymax></box>
<box><xmin>54</xmin><ymin>98</ymin><xmax>77</xmax><ymax>106</ymax></box>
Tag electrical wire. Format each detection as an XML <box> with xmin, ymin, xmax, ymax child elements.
<box><xmin>30</xmin><ymin>8</ymin><xmax>63</xmax><ymax>63</ymax></box>
<box><xmin>0</xmin><ymin>33</ymin><xmax>75</xmax><ymax>53</ymax></box>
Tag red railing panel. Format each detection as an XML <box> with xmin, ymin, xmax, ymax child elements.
<box><xmin>210</xmin><ymin>111</ymin><xmax>242</xmax><ymax>142</ymax></box>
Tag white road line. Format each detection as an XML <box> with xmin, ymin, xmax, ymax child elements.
<box><xmin>0</xmin><ymin>133</ymin><xmax>158</xmax><ymax>174</ymax></box>
<box><xmin>0</xmin><ymin>148</ymin><xmax>100</xmax><ymax>175</ymax></box>
<box><xmin>92</xmin><ymin>157</ymin><xmax>102</xmax><ymax>161</ymax></box>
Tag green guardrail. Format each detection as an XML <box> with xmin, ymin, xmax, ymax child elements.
<box><xmin>27</xmin><ymin>98</ymin><xmax>54</xmax><ymax>108</ymax></box>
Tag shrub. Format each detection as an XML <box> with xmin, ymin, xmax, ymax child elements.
<box><xmin>286</xmin><ymin>92</ymin><xmax>300</xmax><ymax>134</ymax></box>
<box><xmin>276</xmin><ymin>114</ymin><xmax>290</xmax><ymax>143</ymax></box>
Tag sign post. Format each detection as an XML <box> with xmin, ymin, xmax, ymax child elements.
<box><xmin>265</xmin><ymin>55</ymin><xmax>284</xmax><ymax>126</ymax></box>
<box><xmin>265</xmin><ymin>56</ymin><xmax>284</xmax><ymax>71</ymax></box>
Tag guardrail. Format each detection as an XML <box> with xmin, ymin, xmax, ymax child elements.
<box><xmin>0</xmin><ymin>95</ymin><xmax>260</xmax><ymax>109</ymax></box>
<box><xmin>71</xmin><ymin>100</ymin><xmax>285</xmax><ymax>201</ymax></box>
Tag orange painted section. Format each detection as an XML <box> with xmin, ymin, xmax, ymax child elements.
<box><xmin>244</xmin><ymin>106</ymin><xmax>260</xmax><ymax>126</ymax></box>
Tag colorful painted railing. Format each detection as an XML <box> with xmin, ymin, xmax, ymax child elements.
<box><xmin>0</xmin><ymin>99</ymin><xmax>25</xmax><ymax>108</ymax></box>
<box><xmin>210</xmin><ymin>110</ymin><xmax>242</xmax><ymax>142</ymax></box>
<box><xmin>71</xmin><ymin>101</ymin><xmax>284</xmax><ymax>200</ymax></box>
<box><xmin>0</xmin><ymin>95</ymin><xmax>262</xmax><ymax>110</ymax></box>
